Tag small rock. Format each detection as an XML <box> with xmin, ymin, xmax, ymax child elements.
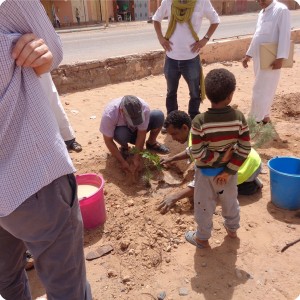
<box><xmin>179</xmin><ymin>287</ymin><xmax>189</xmax><ymax>296</ymax></box>
<box><xmin>235</xmin><ymin>269</ymin><xmax>243</xmax><ymax>279</ymax></box>
<box><xmin>107</xmin><ymin>269</ymin><xmax>117</xmax><ymax>278</ymax></box>
<box><xmin>128</xmin><ymin>249</ymin><xmax>135</xmax><ymax>255</ymax></box>
<box><xmin>287</xmin><ymin>224</ymin><xmax>296</xmax><ymax>229</ymax></box>
<box><xmin>201</xmin><ymin>262</ymin><xmax>207</xmax><ymax>267</ymax></box>
<box><xmin>157</xmin><ymin>291</ymin><xmax>167</xmax><ymax>300</ymax></box>
<box><xmin>120</xmin><ymin>240</ymin><xmax>130</xmax><ymax>251</ymax></box>
<box><xmin>90</xmin><ymin>115</ymin><xmax>96</xmax><ymax>119</ymax></box>
<box><xmin>165</xmin><ymin>257</ymin><xmax>171</xmax><ymax>263</ymax></box>
<box><xmin>122</xmin><ymin>275</ymin><xmax>131</xmax><ymax>283</ymax></box>
<box><xmin>127</xmin><ymin>200</ymin><xmax>134</xmax><ymax>207</ymax></box>
<box><xmin>165</xmin><ymin>245</ymin><xmax>172</xmax><ymax>252</ymax></box>
<box><xmin>222</xmin><ymin>62</ymin><xmax>233</xmax><ymax>67</ymax></box>
<box><xmin>88</xmin><ymin>141</ymin><xmax>92</xmax><ymax>145</ymax></box>
<box><xmin>65</xmin><ymin>101</ymin><xmax>70</xmax><ymax>105</ymax></box>
<box><xmin>157</xmin><ymin>230</ymin><xmax>164</xmax><ymax>237</ymax></box>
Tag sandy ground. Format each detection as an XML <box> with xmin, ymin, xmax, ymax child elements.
<box><xmin>27</xmin><ymin>46</ymin><xmax>300</xmax><ymax>300</ymax></box>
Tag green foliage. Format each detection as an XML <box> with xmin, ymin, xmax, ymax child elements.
<box><xmin>140</xmin><ymin>150</ymin><xmax>162</xmax><ymax>171</ymax></box>
<box><xmin>130</xmin><ymin>147</ymin><xmax>162</xmax><ymax>170</ymax></box>
<box><xmin>130</xmin><ymin>148</ymin><xmax>162</xmax><ymax>186</ymax></box>
<box><xmin>247</xmin><ymin>116</ymin><xmax>276</xmax><ymax>148</ymax></box>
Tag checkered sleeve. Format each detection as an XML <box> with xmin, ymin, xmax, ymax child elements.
<box><xmin>2</xmin><ymin>0</ymin><xmax>63</xmax><ymax>69</ymax></box>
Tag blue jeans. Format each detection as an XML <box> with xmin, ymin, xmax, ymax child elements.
<box><xmin>164</xmin><ymin>55</ymin><xmax>201</xmax><ymax>120</ymax></box>
<box><xmin>114</xmin><ymin>109</ymin><xmax>164</xmax><ymax>147</ymax></box>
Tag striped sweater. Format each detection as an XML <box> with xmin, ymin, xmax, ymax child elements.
<box><xmin>191</xmin><ymin>106</ymin><xmax>251</xmax><ymax>174</ymax></box>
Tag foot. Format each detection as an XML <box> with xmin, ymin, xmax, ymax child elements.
<box><xmin>224</xmin><ymin>226</ymin><xmax>238</xmax><ymax>238</ymax></box>
<box><xmin>185</xmin><ymin>231</ymin><xmax>210</xmax><ymax>248</ymax></box>
<box><xmin>146</xmin><ymin>141</ymin><xmax>170</xmax><ymax>154</ymax></box>
<box><xmin>25</xmin><ymin>251</ymin><xmax>34</xmax><ymax>271</ymax></box>
<box><xmin>66</xmin><ymin>139</ymin><xmax>82</xmax><ymax>152</ymax></box>
<box><xmin>262</xmin><ymin>116</ymin><xmax>271</xmax><ymax>124</ymax></box>
<box><xmin>161</xmin><ymin>126</ymin><xmax>167</xmax><ymax>134</ymax></box>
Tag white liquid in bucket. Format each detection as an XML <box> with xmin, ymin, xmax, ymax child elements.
<box><xmin>78</xmin><ymin>184</ymin><xmax>99</xmax><ymax>201</ymax></box>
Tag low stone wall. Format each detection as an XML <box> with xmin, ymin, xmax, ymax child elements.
<box><xmin>52</xmin><ymin>29</ymin><xmax>300</xmax><ymax>94</ymax></box>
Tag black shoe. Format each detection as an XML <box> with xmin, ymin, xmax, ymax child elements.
<box><xmin>66</xmin><ymin>139</ymin><xmax>82</xmax><ymax>152</ymax></box>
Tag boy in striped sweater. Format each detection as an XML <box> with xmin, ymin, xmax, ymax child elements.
<box><xmin>185</xmin><ymin>68</ymin><xmax>251</xmax><ymax>248</ymax></box>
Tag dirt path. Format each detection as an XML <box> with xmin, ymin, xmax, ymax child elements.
<box><xmin>28</xmin><ymin>46</ymin><xmax>300</xmax><ymax>300</ymax></box>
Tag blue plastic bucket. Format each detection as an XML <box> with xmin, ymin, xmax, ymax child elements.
<box><xmin>267</xmin><ymin>156</ymin><xmax>300</xmax><ymax>210</ymax></box>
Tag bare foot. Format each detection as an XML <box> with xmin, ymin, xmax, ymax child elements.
<box><xmin>225</xmin><ymin>227</ymin><xmax>238</xmax><ymax>238</ymax></box>
<box><xmin>194</xmin><ymin>236</ymin><xmax>210</xmax><ymax>248</ymax></box>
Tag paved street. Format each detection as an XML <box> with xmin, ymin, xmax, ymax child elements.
<box><xmin>59</xmin><ymin>11</ymin><xmax>300</xmax><ymax>64</ymax></box>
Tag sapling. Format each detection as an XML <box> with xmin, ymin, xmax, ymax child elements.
<box><xmin>130</xmin><ymin>148</ymin><xmax>162</xmax><ymax>186</ymax></box>
<box><xmin>247</xmin><ymin>116</ymin><xmax>276</xmax><ymax>148</ymax></box>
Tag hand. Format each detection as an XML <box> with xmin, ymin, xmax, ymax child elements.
<box><xmin>214</xmin><ymin>171</ymin><xmax>230</xmax><ymax>185</ymax></box>
<box><xmin>157</xmin><ymin>195</ymin><xmax>178</xmax><ymax>214</ymax></box>
<box><xmin>121</xmin><ymin>160</ymin><xmax>131</xmax><ymax>174</ymax></box>
<box><xmin>12</xmin><ymin>33</ymin><xmax>53</xmax><ymax>75</ymax></box>
<box><xmin>221</xmin><ymin>146</ymin><xmax>234</xmax><ymax>163</ymax></box>
<box><xmin>190</xmin><ymin>39</ymin><xmax>207</xmax><ymax>53</ymax></box>
<box><xmin>159</xmin><ymin>36</ymin><xmax>173</xmax><ymax>52</ymax></box>
<box><xmin>242</xmin><ymin>55</ymin><xmax>251</xmax><ymax>68</ymax></box>
<box><xmin>160</xmin><ymin>156</ymin><xmax>173</xmax><ymax>165</ymax></box>
<box><xmin>271</xmin><ymin>58</ymin><xmax>283</xmax><ymax>70</ymax></box>
<box><xmin>129</xmin><ymin>155</ymin><xmax>142</xmax><ymax>175</ymax></box>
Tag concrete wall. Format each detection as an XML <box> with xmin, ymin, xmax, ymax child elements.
<box><xmin>52</xmin><ymin>29</ymin><xmax>300</xmax><ymax>94</ymax></box>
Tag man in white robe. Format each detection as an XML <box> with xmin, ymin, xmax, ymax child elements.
<box><xmin>39</xmin><ymin>73</ymin><xmax>83</xmax><ymax>152</ymax></box>
<box><xmin>242</xmin><ymin>0</ymin><xmax>291</xmax><ymax>123</ymax></box>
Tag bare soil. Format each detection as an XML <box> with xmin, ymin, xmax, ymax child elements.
<box><xmin>29</xmin><ymin>46</ymin><xmax>300</xmax><ymax>300</ymax></box>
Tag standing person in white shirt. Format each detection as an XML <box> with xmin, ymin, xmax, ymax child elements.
<box><xmin>152</xmin><ymin>0</ymin><xmax>219</xmax><ymax>130</ymax></box>
<box><xmin>0</xmin><ymin>1</ymin><xmax>91</xmax><ymax>299</ymax></box>
<box><xmin>242</xmin><ymin>0</ymin><xmax>291</xmax><ymax>124</ymax></box>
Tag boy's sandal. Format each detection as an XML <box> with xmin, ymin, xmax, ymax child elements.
<box><xmin>185</xmin><ymin>231</ymin><xmax>209</xmax><ymax>249</ymax></box>
<box><xmin>146</xmin><ymin>142</ymin><xmax>170</xmax><ymax>154</ymax></box>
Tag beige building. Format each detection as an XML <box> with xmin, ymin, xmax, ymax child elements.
<box><xmin>40</xmin><ymin>0</ymin><xmax>109</xmax><ymax>26</ymax></box>
<box><xmin>41</xmin><ymin>0</ymin><xmax>299</xmax><ymax>27</ymax></box>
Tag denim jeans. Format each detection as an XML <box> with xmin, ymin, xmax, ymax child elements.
<box><xmin>114</xmin><ymin>109</ymin><xmax>164</xmax><ymax>147</ymax></box>
<box><xmin>164</xmin><ymin>55</ymin><xmax>201</xmax><ymax>120</ymax></box>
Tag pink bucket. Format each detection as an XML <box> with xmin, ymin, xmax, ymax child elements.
<box><xmin>76</xmin><ymin>173</ymin><xmax>106</xmax><ymax>229</ymax></box>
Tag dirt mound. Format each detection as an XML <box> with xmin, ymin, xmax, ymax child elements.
<box><xmin>272</xmin><ymin>92</ymin><xmax>300</xmax><ymax>120</ymax></box>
